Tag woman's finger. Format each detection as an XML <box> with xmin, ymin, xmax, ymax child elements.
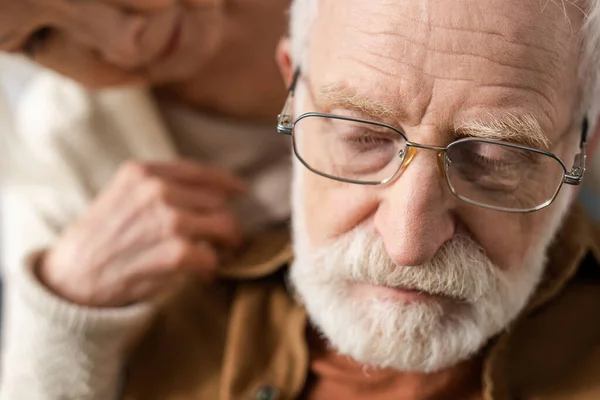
<box><xmin>134</xmin><ymin>160</ymin><xmax>248</xmax><ymax>194</ymax></box>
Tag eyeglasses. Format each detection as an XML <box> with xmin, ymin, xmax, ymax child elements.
<box><xmin>277</xmin><ymin>69</ymin><xmax>588</xmax><ymax>213</ymax></box>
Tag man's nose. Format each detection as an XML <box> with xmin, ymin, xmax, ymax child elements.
<box><xmin>374</xmin><ymin>151</ymin><xmax>456</xmax><ymax>266</ymax></box>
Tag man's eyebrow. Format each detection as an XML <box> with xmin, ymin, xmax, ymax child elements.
<box><xmin>317</xmin><ymin>84</ymin><xmax>551</xmax><ymax>150</ymax></box>
<box><xmin>454</xmin><ymin>113</ymin><xmax>551</xmax><ymax>150</ymax></box>
<box><xmin>317</xmin><ymin>83</ymin><xmax>405</xmax><ymax>122</ymax></box>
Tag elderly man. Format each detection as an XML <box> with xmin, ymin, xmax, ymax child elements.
<box><xmin>2</xmin><ymin>0</ymin><xmax>600</xmax><ymax>399</ymax></box>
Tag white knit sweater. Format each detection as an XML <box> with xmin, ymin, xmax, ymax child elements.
<box><xmin>2</xmin><ymin>253</ymin><xmax>151</xmax><ymax>400</ymax></box>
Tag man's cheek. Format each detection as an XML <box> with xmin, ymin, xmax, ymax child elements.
<box><xmin>303</xmin><ymin>174</ymin><xmax>379</xmax><ymax>245</ymax></box>
<box><xmin>458</xmin><ymin>207</ymin><xmax>534</xmax><ymax>271</ymax></box>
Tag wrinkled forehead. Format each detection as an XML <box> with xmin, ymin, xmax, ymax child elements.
<box><xmin>305</xmin><ymin>0</ymin><xmax>584</xmax><ymax>138</ymax></box>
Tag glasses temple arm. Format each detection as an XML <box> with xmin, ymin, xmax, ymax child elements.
<box><xmin>277</xmin><ymin>68</ymin><xmax>301</xmax><ymax>135</ymax></box>
<box><xmin>564</xmin><ymin>117</ymin><xmax>589</xmax><ymax>185</ymax></box>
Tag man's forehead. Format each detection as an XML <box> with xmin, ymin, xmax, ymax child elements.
<box><xmin>311</xmin><ymin>0</ymin><xmax>583</xmax><ymax>82</ymax></box>
<box><xmin>307</xmin><ymin>0</ymin><xmax>584</xmax><ymax>141</ymax></box>
<box><xmin>311</xmin><ymin>81</ymin><xmax>553</xmax><ymax>148</ymax></box>
<box><xmin>316</xmin><ymin>0</ymin><xmax>583</xmax><ymax>39</ymax></box>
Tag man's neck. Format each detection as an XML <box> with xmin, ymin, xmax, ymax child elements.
<box><xmin>303</xmin><ymin>326</ymin><xmax>485</xmax><ymax>400</ymax></box>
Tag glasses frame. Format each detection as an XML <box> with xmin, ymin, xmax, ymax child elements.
<box><xmin>277</xmin><ymin>69</ymin><xmax>589</xmax><ymax>213</ymax></box>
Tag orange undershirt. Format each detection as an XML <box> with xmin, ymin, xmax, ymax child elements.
<box><xmin>301</xmin><ymin>327</ymin><xmax>485</xmax><ymax>400</ymax></box>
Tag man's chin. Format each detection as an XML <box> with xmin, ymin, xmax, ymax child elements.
<box><xmin>303</xmin><ymin>289</ymin><xmax>483</xmax><ymax>373</ymax></box>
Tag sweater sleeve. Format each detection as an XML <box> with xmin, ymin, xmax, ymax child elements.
<box><xmin>0</xmin><ymin>71</ymin><xmax>174</xmax><ymax>400</ymax></box>
<box><xmin>0</xmin><ymin>252</ymin><xmax>154</xmax><ymax>400</ymax></box>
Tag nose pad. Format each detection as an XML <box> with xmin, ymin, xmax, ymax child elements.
<box><xmin>397</xmin><ymin>146</ymin><xmax>447</xmax><ymax>178</ymax></box>
<box><xmin>399</xmin><ymin>146</ymin><xmax>417</xmax><ymax>169</ymax></box>
<box><xmin>437</xmin><ymin>151</ymin><xmax>447</xmax><ymax>179</ymax></box>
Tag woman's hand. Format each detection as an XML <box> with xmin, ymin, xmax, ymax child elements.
<box><xmin>39</xmin><ymin>160</ymin><xmax>247</xmax><ymax>307</ymax></box>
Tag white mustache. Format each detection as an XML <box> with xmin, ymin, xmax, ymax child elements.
<box><xmin>297</xmin><ymin>229</ymin><xmax>507</xmax><ymax>304</ymax></box>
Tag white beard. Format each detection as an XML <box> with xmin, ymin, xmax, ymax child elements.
<box><xmin>289</xmin><ymin>159</ymin><xmax>573</xmax><ymax>373</ymax></box>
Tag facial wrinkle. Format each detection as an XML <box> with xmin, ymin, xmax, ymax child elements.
<box><xmin>356</xmin><ymin>28</ymin><xmax>556</xmax><ymax>80</ymax></box>
<box><xmin>358</xmin><ymin>48</ymin><xmax>473</xmax><ymax>83</ymax></box>
<box><xmin>382</xmin><ymin>9</ymin><xmax>562</xmax><ymax>56</ymax></box>
<box><xmin>356</xmin><ymin>43</ymin><xmax>558</xmax><ymax>124</ymax></box>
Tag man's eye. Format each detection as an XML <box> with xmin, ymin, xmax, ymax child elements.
<box><xmin>457</xmin><ymin>145</ymin><xmax>534</xmax><ymax>170</ymax></box>
<box><xmin>471</xmin><ymin>153</ymin><xmax>509</xmax><ymax>168</ymax></box>
<box><xmin>346</xmin><ymin>134</ymin><xmax>394</xmax><ymax>146</ymax></box>
<box><xmin>23</xmin><ymin>27</ymin><xmax>54</xmax><ymax>56</ymax></box>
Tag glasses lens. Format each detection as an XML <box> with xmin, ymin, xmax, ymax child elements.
<box><xmin>293</xmin><ymin>115</ymin><xmax>407</xmax><ymax>183</ymax></box>
<box><xmin>445</xmin><ymin>140</ymin><xmax>566</xmax><ymax>211</ymax></box>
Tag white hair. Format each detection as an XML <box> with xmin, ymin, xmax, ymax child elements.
<box><xmin>289</xmin><ymin>0</ymin><xmax>600</xmax><ymax>137</ymax></box>
<box><xmin>584</xmin><ymin>0</ymin><xmax>600</xmax><ymax>133</ymax></box>
<box><xmin>289</xmin><ymin>0</ymin><xmax>318</xmax><ymax>72</ymax></box>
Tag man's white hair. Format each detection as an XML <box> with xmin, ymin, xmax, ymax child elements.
<box><xmin>289</xmin><ymin>0</ymin><xmax>600</xmax><ymax>137</ymax></box>
<box><xmin>584</xmin><ymin>1</ymin><xmax>600</xmax><ymax>133</ymax></box>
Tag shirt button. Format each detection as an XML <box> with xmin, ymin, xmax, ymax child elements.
<box><xmin>254</xmin><ymin>386</ymin><xmax>280</xmax><ymax>400</ymax></box>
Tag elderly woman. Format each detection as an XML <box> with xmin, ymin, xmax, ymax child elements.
<box><xmin>0</xmin><ymin>1</ymin><xmax>291</xmax><ymax>397</ymax></box>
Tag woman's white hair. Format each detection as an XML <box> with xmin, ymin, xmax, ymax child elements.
<box><xmin>289</xmin><ymin>0</ymin><xmax>600</xmax><ymax>137</ymax></box>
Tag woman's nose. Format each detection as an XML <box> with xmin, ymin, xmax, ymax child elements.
<box><xmin>100</xmin><ymin>17</ymin><xmax>147</xmax><ymax>68</ymax></box>
<box><xmin>71</xmin><ymin>5</ymin><xmax>148</xmax><ymax>68</ymax></box>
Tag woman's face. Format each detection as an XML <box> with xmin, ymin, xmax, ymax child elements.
<box><xmin>0</xmin><ymin>0</ymin><xmax>226</xmax><ymax>88</ymax></box>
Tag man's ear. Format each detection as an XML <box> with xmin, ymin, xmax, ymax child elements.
<box><xmin>276</xmin><ymin>37</ymin><xmax>295</xmax><ymax>89</ymax></box>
